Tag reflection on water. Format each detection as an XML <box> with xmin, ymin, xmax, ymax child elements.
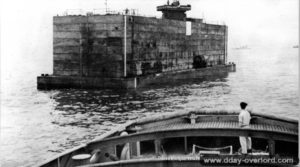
<box><xmin>0</xmin><ymin>48</ymin><xmax>298</xmax><ymax>167</ymax></box>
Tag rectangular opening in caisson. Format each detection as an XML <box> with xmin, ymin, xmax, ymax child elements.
<box><xmin>186</xmin><ymin>21</ymin><xmax>192</xmax><ymax>36</ymax></box>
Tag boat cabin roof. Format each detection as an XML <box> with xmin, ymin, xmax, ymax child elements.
<box><xmin>37</xmin><ymin>110</ymin><xmax>298</xmax><ymax>167</ymax></box>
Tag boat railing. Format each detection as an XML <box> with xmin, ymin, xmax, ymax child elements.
<box><xmin>192</xmin><ymin>144</ymin><xmax>233</xmax><ymax>155</ymax></box>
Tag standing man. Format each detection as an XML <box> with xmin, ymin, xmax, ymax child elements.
<box><xmin>239</xmin><ymin>102</ymin><xmax>252</xmax><ymax>155</ymax></box>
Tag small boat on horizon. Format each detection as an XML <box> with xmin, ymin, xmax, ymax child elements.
<box><xmin>35</xmin><ymin>110</ymin><xmax>298</xmax><ymax>167</ymax></box>
<box><xmin>233</xmin><ymin>45</ymin><xmax>250</xmax><ymax>50</ymax></box>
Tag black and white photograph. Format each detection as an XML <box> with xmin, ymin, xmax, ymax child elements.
<box><xmin>0</xmin><ymin>0</ymin><xmax>299</xmax><ymax>166</ymax></box>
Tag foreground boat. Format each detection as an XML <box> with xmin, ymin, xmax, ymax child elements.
<box><xmin>36</xmin><ymin>110</ymin><xmax>298</xmax><ymax>167</ymax></box>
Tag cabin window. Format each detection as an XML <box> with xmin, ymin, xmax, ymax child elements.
<box><xmin>187</xmin><ymin>137</ymin><xmax>239</xmax><ymax>154</ymax></box>
<box><xmin>249</xmin><ymin>138</ymin><xmax>268</xmax><ymax>152</ymax></box>
<box><xmin>161</xmin><ymin>137</ymin><xmax>185</xmax><ymax>154</ymax></box>
<box><xmin>275</xmin><ymin>140</ymin><xmax>298</xmax><ymax>156</ymax></box>
<box><xmin>186</xmin><ymin>21</ymin><xmax>192</xmax><ymax>36</ymax></box>
<box><xmin>140</xmin><ymin>140</ymin><xmax>155</xmax><ymax>155</ymax></box>
<box><xmin>116</xmin><ymin>144</ymin><xmax>125</xmax><ymax>158</ymax></box>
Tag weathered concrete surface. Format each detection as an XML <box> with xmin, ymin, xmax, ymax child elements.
<box><xmin>127</xmin><ymin>16</ymin><xmax>227</xmax><ymax>76</ymax></box>
<box><xmin>53</xmin><ymin>15</ymin><xmax>124</xmax><ymax>77</ymax></box>
<box><xmin>52</xmin><ymin>13</ymin><xmax>227</xmax><ymax>78</ymax></box>
<box><xmin>37</xmin><ymin>64</ymin><xmax>235</xmax><ymax>90</ymax></box>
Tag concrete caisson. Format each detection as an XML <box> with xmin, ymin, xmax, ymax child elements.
<box><xmin>38</xmin><ymin>1</ymin><xmax>235</xmax><ymax>89</ymax></box>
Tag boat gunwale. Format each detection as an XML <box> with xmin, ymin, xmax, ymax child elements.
<box><xmin>77</xmin><ymin>157</ymin><xmax>203</xmax><ymax>167</ymax></box>
<box><xmin>133</xmin><ymin>110</ymin><xmax>298</xmax><ymax>125</ymax></box>
<box><xmin>77</xmin><ymin>154</ymin><xmax>298</xmax><ymax>167</ymax></box>
<box><xmin>34</xmin><ymin>121</ymin><xmax>135</xmax><ymax>167</ymax></box>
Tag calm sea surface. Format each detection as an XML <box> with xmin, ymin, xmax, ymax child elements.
<box><xmin>1</xmin><ymin>48</ymin><xmax>298</xmax><ymax>166</ymax></box>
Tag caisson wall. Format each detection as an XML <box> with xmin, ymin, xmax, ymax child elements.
<box><xmin>53</xmin><ymin>14</ymin><xmax>227</xmax><ymax>78</ymax></box>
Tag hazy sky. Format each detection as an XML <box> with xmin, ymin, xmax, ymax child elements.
<box><xmin>0</xmin><ymin>0</ymin><xmax>299</xmax><ymax>75</ymax></box>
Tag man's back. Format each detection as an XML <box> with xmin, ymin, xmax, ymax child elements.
<box><xmin>239</xmin><ymin>109</ymin><xmax>251</xmax><ymax>127</ymax></box>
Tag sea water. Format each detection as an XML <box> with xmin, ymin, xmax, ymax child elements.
<box><xmin>1</xmin><ymin>47</ymin><xmax>298</xmax><ymax>166</ymax></box>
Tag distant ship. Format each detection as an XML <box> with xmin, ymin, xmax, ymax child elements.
<box><xmin>292</xmin><ymin>45</ymin><xmax>299</xmax><ymax>48</ymax></box>
<box><xmin>233</xmin><ymin>45</ymin><xmax>250</xmax><ymax>50</ymax></box>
